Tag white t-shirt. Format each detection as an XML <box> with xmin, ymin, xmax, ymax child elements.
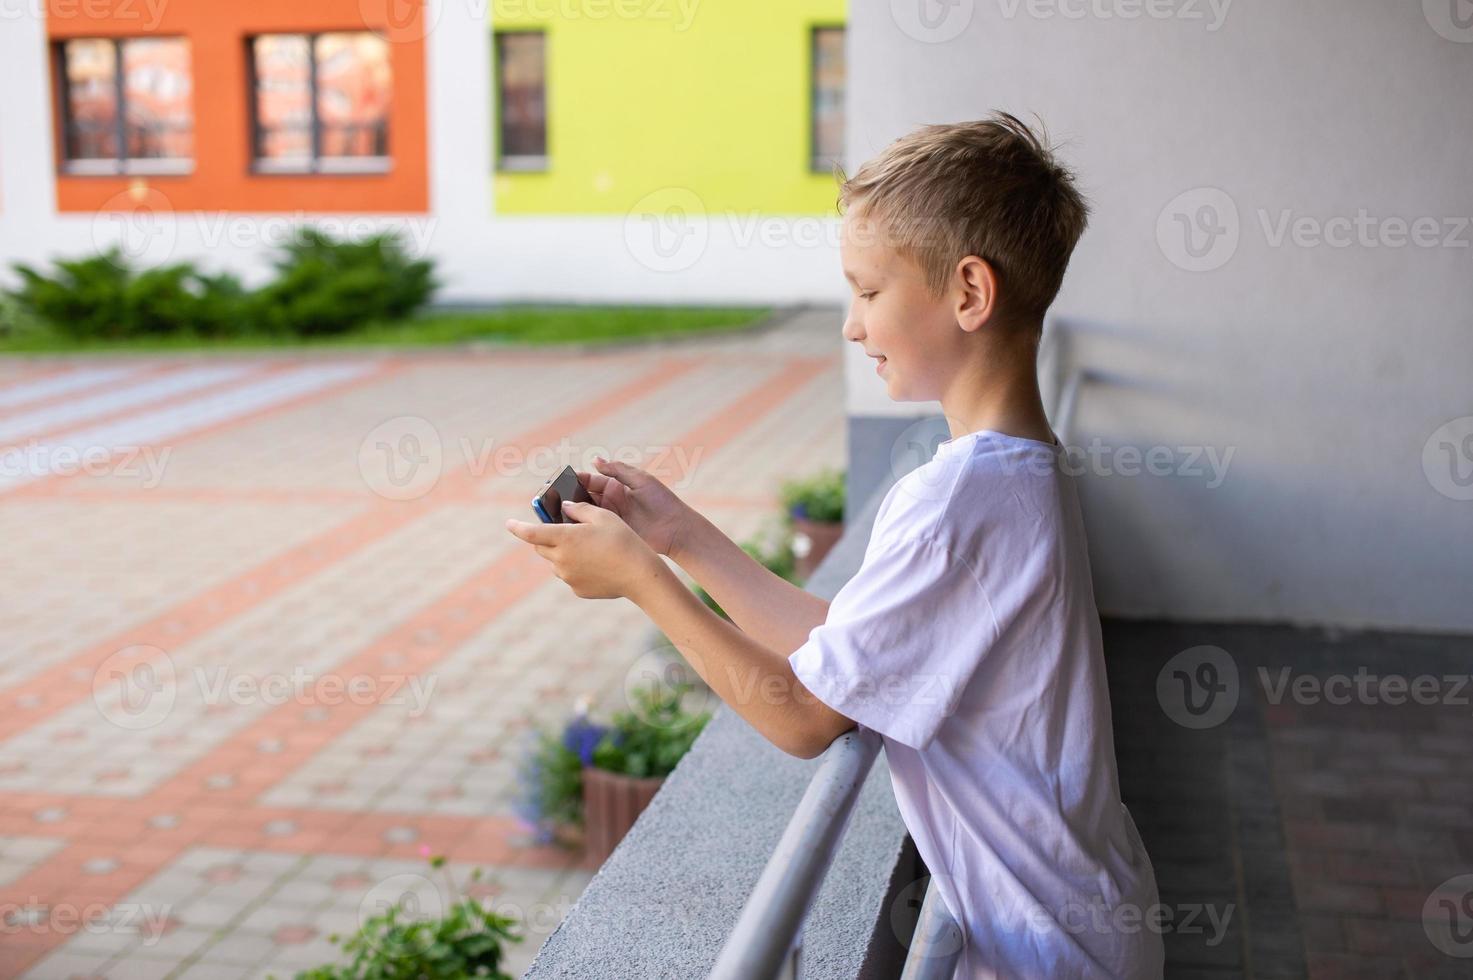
<box><xmin>789</xmin><ymin>428</ymin><xmax>1164</xmax><ymax>979</ymax></box>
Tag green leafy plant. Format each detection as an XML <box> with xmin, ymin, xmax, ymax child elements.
<box><xmin>0</xmin><ymin>292</ymin><xmax>45</xmax><ymax>339</ymax></box>
<box><xmin>9</xmin><ymin>250</ymin><xmax>246</xmax><ymax>340</ymax></box>
<box><xmin>780</xmin><ymin>468</ymin><xmax>845</xmax><ymax>524</ymax></box>
<box><xmin>590</xmin><ymin>682</ymin><xmax>710</xmax><ymax>779</ymax></box>
<box><xmin>250</xmin><ymin>228</ymin><xmax>437</xmax><ymax>337</ymax></box>
<box><xmin>292</xmin><ymin>855</ymin><xmax>520</xmax><ymax>980</ymax></box>
<box><xmin>516</xmin><ymin>682</ymin><xmax>710</xmax><ymax>836</ymax></box>
<box><xmin>7</xmin><ymin>230</ymin><xmax>436</xmax><ymax>342</ymax></box>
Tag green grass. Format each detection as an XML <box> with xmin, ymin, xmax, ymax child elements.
<box><xmin>0</xmin><ymin>305</ymin><xmax>774</xmax><ymax>354</ymax></box>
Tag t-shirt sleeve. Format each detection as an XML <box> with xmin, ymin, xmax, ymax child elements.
<box><xmin>788</xmin><ymin>534</ymin><xmax>996</xmax><ymax>751</ymax></box>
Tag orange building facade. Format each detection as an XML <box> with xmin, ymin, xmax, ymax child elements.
<box><xmin>47</xmin><ymin>0</ymin><xmax>429</xmax><ymax>214</ymax></box>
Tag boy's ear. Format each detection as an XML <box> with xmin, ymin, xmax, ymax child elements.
<box><xmin>953</xmin><ymin>255</ymin><xmax>999</xmax><ymax>334</ymax></box>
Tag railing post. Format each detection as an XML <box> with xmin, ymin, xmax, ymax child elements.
<box><xmin>899</xmin><ymin>879</ymin><xmax>965</xmax><ymax>980</ymax></box>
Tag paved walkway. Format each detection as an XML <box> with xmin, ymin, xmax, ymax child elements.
<box><xmin>0</xmin><ymin>310</ymin><xmax>846</xmax><ymax>979</ymax></box>
<box><xmin>1108</xmin><ymin>619</ymin><xmax>1473</xmax><ymax>980</ymax></box>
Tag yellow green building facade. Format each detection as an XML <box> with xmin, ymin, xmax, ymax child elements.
<box><xmin>490</xmin><ymin>0</ymin><xmax>846</xmax><ymax>216</ymax></box>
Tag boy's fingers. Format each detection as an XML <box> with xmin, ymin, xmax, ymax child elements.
<box><xmin>594</xmin><ymin>455</ymin><xmax>645</xmax><ymax>487</ymax></box>
<box><xmin>505</xmin><ymin>518</ymin><xmax>564</xmax><ymax>546</ymax></box>
<box><xmin>575</xmin><ymin>470</ymin><xmax>610</xmax><ymax>503</ymax></box>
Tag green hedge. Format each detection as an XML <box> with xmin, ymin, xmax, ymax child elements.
<box><xmin>8</xmin><ymin>229</ymin><xmax>436</xmax><ymax>341</ymax></box>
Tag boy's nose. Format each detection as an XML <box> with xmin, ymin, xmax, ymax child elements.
<box><xmin>841</xmin><ymin>306</ymin><xmax>864</xmax><ymax>344</ymax></box>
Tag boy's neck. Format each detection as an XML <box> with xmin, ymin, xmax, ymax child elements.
<box><xmin>940</xmin><ymin>328</ymin><xmax>1056</xmax><ymax>446</ymax></box>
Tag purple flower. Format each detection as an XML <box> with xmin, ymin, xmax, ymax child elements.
<box><xmin>562</xmin><ymin>716</ymin><xmax>608</xmax><ymax>767</ymax></box>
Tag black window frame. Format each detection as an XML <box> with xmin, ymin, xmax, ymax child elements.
<box><xmin>245</xmin><ymin>31</ymin><xmax>392</xmax><ymax>176</ymax></box>
<box><xmin>809</xmin><ymin>24</ymin><xmax>845</xmax><ymax>175</ymax></box>
<box><xmin>493</xmin><ymin>29</ymin><xmax>549</xmax><ymax>173</ymax></box>
<box><xmin>54</xmin><ymin>35</ymin><xmax>195</xmax><ymax>177</ymax></box>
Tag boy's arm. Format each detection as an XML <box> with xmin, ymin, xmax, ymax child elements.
<box><xmin>629</xmin><ymin>558</ymin><xmax>854</xmax><ymax>759</ymax></box>
<box><xmin>670</xmin><ymin>509</ymin><xmax>831</xmax><ymax>656</ymax></box>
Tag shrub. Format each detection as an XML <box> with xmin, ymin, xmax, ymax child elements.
<box><xmin>590</xmin><ymin>682</ymin><xmax>709</xmax><ymax>779</ymax></box>
<box><xmin>291</xmin><ymin>856</ymin><xmax>520</xmax><ymax>980</ymax></box>
<box><xmin>0</xmin><ymin>293</ymin><xmax>45</xmax><ymax>339</ymax></box>
<box><xmin>516</xmin><ymin>682</ymin><xmax>710</xmax><ymax>838</ymax></box>
<box><xmin>9</xmin><ymin>250</ymin><xmax>245</xmax><ymax>340</ymax></box>
<box><xmin>7</xmin><ymin>230</ymin><xmax>436</xmax><ymax>341</ymax></box>
<box><xmin>780</xmin><ymin>468</ymin><xmax>845</xmax><ymax>524</ymax></box>
<box><xmin>250</xmin><ymin>229</ymin><xmax>437</xmax><ymax>337</ymax></box>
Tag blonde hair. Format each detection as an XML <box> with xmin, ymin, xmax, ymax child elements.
<box><xmin>838</xmin><ymin>112</ymin><xmax>1089</xmax><ymax>325</ymax></box>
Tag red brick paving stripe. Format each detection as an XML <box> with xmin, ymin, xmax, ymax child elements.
<box><xmin>673</xmin><ymin>357</ymin><xmax>832</xmax><ymax>455</ymax></box>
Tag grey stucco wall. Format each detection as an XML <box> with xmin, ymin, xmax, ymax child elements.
<box><xmin>844</xmin><ymin>0</ymin><xmax>1473</xmax><ymax>632</ymax></box>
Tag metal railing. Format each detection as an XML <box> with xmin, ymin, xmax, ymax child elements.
<box><xmin>710</xmin><ymin>331</ymin><xmax>1092</xmax><ymax>979</ymax></box>
<box><xmin>708</xmin><ymin>728</ymin><xmax>883</xmax><ymax>979</ymax></box>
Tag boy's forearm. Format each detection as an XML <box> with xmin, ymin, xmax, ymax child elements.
<box><xmin>629</xmin><ymin>560</ymin><xmax>851</xmax><ymax>758</ymax></box>
<box><xmin>670</xmin><ymin>509</ymin><xmax>831</xmax><ymax>654</ymax></box>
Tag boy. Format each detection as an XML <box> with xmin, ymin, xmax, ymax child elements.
<box><xmin>506</xmin><ymin>112</ymin><xmax>1163</xmax><ymax>978</ymax></box>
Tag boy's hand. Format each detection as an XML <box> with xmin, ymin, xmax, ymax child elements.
<box><xmin>504</xmin><ymin>500</ymin><xmax>663</xmax><ymax>600</ymax></box>
<box><xmin>575</xmin><ymin>456</ymin><xmax>695</xmax><ymax>559</ymax></box>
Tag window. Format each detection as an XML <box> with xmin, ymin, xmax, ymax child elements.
<box><xmin>811</xmin><ymin>26</ymin><xmax>845</xmax><ymax>173</ymax></box>
<box><xmin>57</xmin><ymin>37</ymin><xmax>194</xmax><ymax>174</ymax></box>
<box><xmin>495</xmin><ymin>31</ymin><xmax>546</xmax><ymax>171</ymax></box>
<box><xmin>249</xmin><ymin>32</ymin><xmax>392</xmax><ymax>173</ymax></box>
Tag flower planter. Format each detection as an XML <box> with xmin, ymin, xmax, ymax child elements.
<box><xmin>791</xmin><ymin>516</ymin><xmax>844</xmax><ymax>581</ymax></box>
<box><xmin>581</xmin><ymin>767</ymin><xmax>665</xmax><ymax>867</ymax></box>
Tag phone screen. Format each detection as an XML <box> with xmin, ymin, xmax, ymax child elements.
<box><xmin>532</xmin><ymin>464</ymin><xmax>593</xmax><ymax>523</ymax></box>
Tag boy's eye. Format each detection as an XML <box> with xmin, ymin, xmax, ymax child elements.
<box><xmin>859</xmin><ymin>291</ymin><xmax>877</xmax><ymax>301</ymax></box>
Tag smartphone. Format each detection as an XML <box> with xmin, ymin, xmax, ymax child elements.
<box><xmin>532</xmin><ymin>464</ymin><xmax>595</xmax><ymax>523</ymax></box>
